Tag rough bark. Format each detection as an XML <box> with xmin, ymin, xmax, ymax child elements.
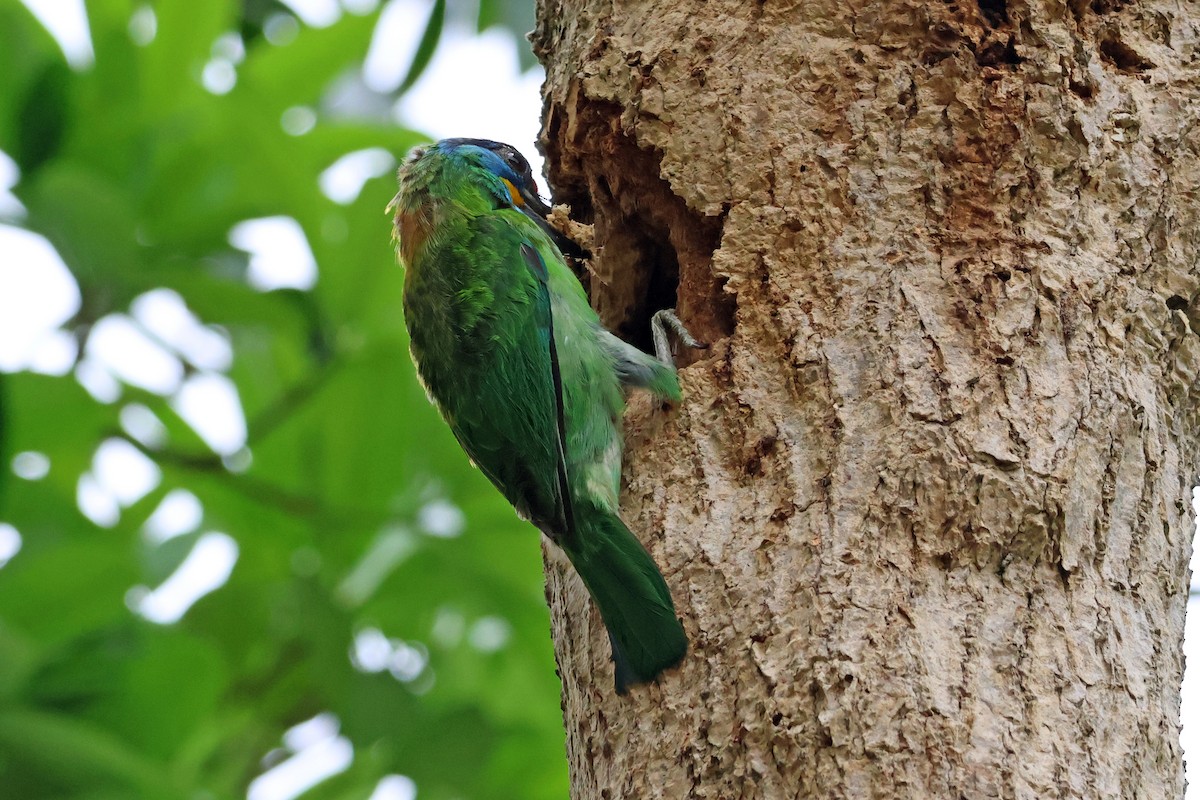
<box><xmin>532</xmin><ymin>1</ymin><xmax>1200</xmax><ymax>797</ymax></box>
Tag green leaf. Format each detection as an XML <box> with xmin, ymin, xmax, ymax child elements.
<box><xmin>0</xmin><ymin>708</ymin><xmax>177</xmax><ymax>796</ymax></box>
<box><xmin>397</xmin><ymin>0</ymin><xmax>445</xmax><ymax>96</ymax></box>
<box><xmin>139</xmin><ymin>0</ymin><xmax>238</xmax><ymax>118</ymax></box>
<box><xmin>0</xmin><ymin>538</ymin><xmax>136</xmax><ymax>646</ymax></box>
<box><xmin>21</xmin><ymin>163</ymin><xmax>143</xmax><ymax>311</ymax></box>
<box><xmin>12</xmin><ymin>59</ymin><xmax>71</xmax><ymax>176</ymax></box>
<box><xmin>238</xmin><ymin>9</ymin><xmax>380</xmax><ymax>113</ymax></box>
<box><xmin>0</xmin><ymin>2</ymin><xmax>62</xmax><ymax>156</ymax></box>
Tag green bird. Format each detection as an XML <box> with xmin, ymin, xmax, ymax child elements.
<box><xmin>391</xmin><ymin>138</ymin><xmax>700</xmax><ymax>693</ymax></box>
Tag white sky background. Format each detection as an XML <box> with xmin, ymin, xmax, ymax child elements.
<box><xmin>3</xmin><ymin>0</ymin><xmax>1199</xmax><ymax>797</ymax></box>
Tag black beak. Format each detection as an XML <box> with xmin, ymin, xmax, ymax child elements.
<box><xmin>519</xmin><ymin>185</ymin><xmax>553</xmax><ymax>219</ymax></box>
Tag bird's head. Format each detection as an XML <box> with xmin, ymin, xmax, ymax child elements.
<box><xmin>394</xmin><ymin>138</ymin><xmax>584</xmax><ymax>262</ymax></box>
<box><xmin>403</xmin><ymin>138</ymin><xmax>552</xmax><ymax>217</ymax></box>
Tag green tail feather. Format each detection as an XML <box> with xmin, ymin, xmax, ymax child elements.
<box><xmin>566</xmin><ymin>503</ymin><xmax>688</xmax><ymax>693</ymax></box>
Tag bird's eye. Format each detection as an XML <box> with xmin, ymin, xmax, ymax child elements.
<box><xmin>500</xmin><ymin>147</ymin><xmax>525</xmax><ymax>173</ymax></box>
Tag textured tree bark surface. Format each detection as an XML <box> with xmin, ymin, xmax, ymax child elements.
<box><xmin>532</xmin><ymin>1</ymin><xmax>1200</xmax><ymax>797</ymax></box>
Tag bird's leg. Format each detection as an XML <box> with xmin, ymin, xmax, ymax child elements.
<box><xmin>651</xmin><ymin>309</ymin><xmax>707</xmax><ymax>365</ymax></box>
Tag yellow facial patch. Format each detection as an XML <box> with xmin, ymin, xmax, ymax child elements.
<box><xmin>501</xmin><ymin>178</ymin><xmax>524</xmax><ymax>207</ymax></box>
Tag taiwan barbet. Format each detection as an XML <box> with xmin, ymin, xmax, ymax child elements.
<box><xmin>391</xmin><ymin>138</ymin><xmax>703</xmax><ymax>693</ymax></box>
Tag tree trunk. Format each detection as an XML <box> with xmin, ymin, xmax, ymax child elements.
<box><xmin>531</xmin><ymin>1</ymin><xmax>1199</xmax><ymax>797</ymax></box>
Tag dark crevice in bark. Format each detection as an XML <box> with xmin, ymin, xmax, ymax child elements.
<box><xmin>542</xmin><ymin>97</ymin><xmax>734</xmax><ymax>358</ymax></box>
<box><xmin>976</xmin><ymin>0</ymin><xmax>1008</xmax><ymax>27</ymax></box>
<box><xmin>926</xmin><ymin>2</ymin><xmax>1020</xmax><ymax>68</ymax></box>
<box><xmin>1099</xmin><ymin>34</ymin><xmax>1154</xmax><ymax>72</ymax></box>
<box><xmin>1068</xmin><ymin>0</ymin><xmax>1133</xmax><ymax>20</ymax></box>
<box><xmin>1069</xmin><ymin>77</ymin><xmax>1097</xmax><ymax>100</ymax></box>
<box><xmin>1091</xmin><ymin>0</ymin><xmax>1135</xmax><ymax>13</ymax></box>
<box><xmin>974</xmin><ymin>36</ymin><xmax>1022</xmax><ymax>67</ymax></box>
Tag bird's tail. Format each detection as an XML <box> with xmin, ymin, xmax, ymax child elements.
<box><xmin>565</xmin><ymin>502</ymin><xmax>687</xmax><ymax>693</ymax></box>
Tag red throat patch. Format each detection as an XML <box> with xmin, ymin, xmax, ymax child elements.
<box><xmin>396</xmin><ymin>206</ymin><xmax>432</xmax><ymax>265</ymax></box>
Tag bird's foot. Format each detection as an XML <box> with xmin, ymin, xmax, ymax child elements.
<box><xmin>651</xmin><ymin>309</ymin><xmax>708</xmax><ymax>365</ymax></box>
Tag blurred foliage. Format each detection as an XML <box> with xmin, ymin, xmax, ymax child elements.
<box><xmin>0</xmin><ymin>1</ymin><xmax>567</xmax><ymax>799</ymax></box>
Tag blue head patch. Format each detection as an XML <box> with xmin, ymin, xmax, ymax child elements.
<box><xmin>436</xmin><ymin>138</ymin><xmax>549</xmax><ymax>215</ymax></box>
<box><xmin>439</xmin><ymin>138</ymin><xmax>527</xmax><ymax>183</ymax></box>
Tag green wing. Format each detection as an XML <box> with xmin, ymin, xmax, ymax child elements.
<box><xmin>405</xmin><ymin>211</ymin><xmax>574</xmax><ymax>538</ymax></box>
<box><xmin>519</xmin><ymin>242</ymin><xmax>575</xmax><ymax>537</ymax></box>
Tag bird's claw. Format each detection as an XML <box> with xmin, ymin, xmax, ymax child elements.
<box><xmin>651</xmin><ymin>309</ymin><xmax>707</xmax><ymax>365</ymax></box>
